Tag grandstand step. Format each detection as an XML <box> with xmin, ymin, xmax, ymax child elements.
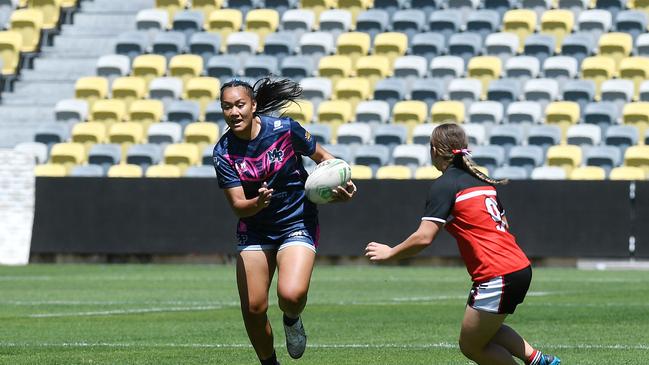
<box><xmin>45</xmin><ymin>36</ymin><xmax>116</xmax><ymax>58</ymax></box>
<box><xmin>80</xmin><ymin>0</ymin><xmax>155</xmax><ymax>13</ymax></box>
<box><xmin>21</xmin><ymin>58</ymin><xmax>98</xmax><ymax>82</ymax></box>
<box><xmin>0</xmin><ymin>122</ymin><xmax>44</xmax><ymax>148</ymax></box>
<box><xmin>67</xmin><ymin>13</ymin><xmax>137</xmax><ymax>30</ymax></box>
<box><xmin>4</xmin><ymin>82</ymin><xmax>75</xmax><ymax>105</ymax></box>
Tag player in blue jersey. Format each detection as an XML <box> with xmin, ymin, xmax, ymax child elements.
<box><xmin>213</xmin><ymin>77</ymin><xmax>356</xmax><ymax>365</ymax></box>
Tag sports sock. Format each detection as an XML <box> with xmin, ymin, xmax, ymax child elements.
<box><xmin>527</xmin><ymin>349</ymin><xmax>543</xmax><ymax>365</ymax></box>
<box><xmin>260</xmin><ymin>351</ymin><xmax>279</xmax><ymax>365</ymax></box>
<box><xmin>283</xmin><ymin>314</ymin><xmax>299</xmax><ymax>326</ymax></box>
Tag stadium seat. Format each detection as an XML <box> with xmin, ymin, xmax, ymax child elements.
<box><xmin>167</xmin><ymin>100</ymin><xmax>201</xmax><ymax>126</ymax></box>
<box><xmin>246</xmin><ymin>9</ymin><xmax>279</xmax><ymax>40</ymax></box>
<box><xmin>69</xmin><ymin>165</ymin><xmax>104</xmax><ymax>177</ymax></box>
<box><xmin>570</xmin><ymin>166</ymin><xmax>606</xmax><ymax>180</ymax></box>
<box><xmin>636</xmin><ymin>33</ymin><xmax>649</xmax><ymax>56</ymax></box>
<box><xmin>10</xmin><ymin>8</ymin><xmax>43</xmax><ymax>53</ymax></box>
<box><xmin>173</xmin><ymin>10</ymin><xmax>204</xmax><ymax>39</ymax></box>
<box><xmin>280</xmin><ymin>55</ymin><xmax>315</xmax><ymax>81</ymax></box>
<box><xmin>524</xmin><ymin>78</ymin><xmax>559</xmax><ymax>110</ymax></box>
<box><xmin>566</xmin><ymin>124</ymin><xmax>602</xmax><ymax>146</ymax></box>
<box><xmin>226</xmin><ymin>31</ymin><xmax>260</xmax><ymax>55</ymax></box>
<box><xmin>0</xmin><ymin>30</ymin><xmax>22</xmax><ymax>80</ymax></box>
<box><xmin>111</xmin><ymin>76</ymin><xmax>148</xmax><ymax>109</ymax></box>
<box><xmin>393</xmin><ymin>101</ymin><xmax>428</xmax><ymax>129</ymax></box>
<box><xmin>448</xmin><ymin>78</ymin><xmax>482</xmax><ymax>108</ymax></box>
<box><xmin>131</xmin><ymin>55</ymin><xmax>167</xmax><ymax>85</ymax></box>
<box><xmin>448</xmin><ymin>32</ymin><xmax>483</xmax><ymax>64</ymax></box>
<box><xmin>353</xmin><ymin>144</ymin><xmax>390</xmax><ymax>173</ymax></box>
<box><xmin>412</xmin><ymin>123</ymin><xmax>438</xmax><ymax>145</ymax></box>
<box><xmin>609</xmin><ymin>166</ymin><xmax>646</xmax><ymax>180</ymax></box>
<box><xmin>547</xmin><ymin>144</ymin><xmax>582</xmax><ymax>174</ymax></box>
<box><xmin>489</xmin><ymin>124</ymin><xmax>524</xmax><ymax>151</ymax></box>
<box><xmin>375</xmin><ymin>165</ymin><xmax>412</xmax><ymax>179</ymax></box>
<box><xmin>304</xmin><ymin>123</ymin><xmax>331</xmax><ymax>144</ymax></box>
<box><xmin>184</xmin><ymin>122</ymin><xmax>219</xmax><ymax>149</ymax></box>
<box><xmin>300</xmin><ymin>77</ymin><xmax>332</xmax><ymax>106</ymax></box>
<box><xmin>163</xmin><ymin>143</ymin><xmax>200</xmax><ymax>173</ymax></box>
<box><xmin>96</xmin><ymin>55</ymin><xmax>131</xmax><ymax>80</ymax></box>
<box><xmin>528</xmin><ymin>124</ymin><xmax>562</xmax><ymax>149</ymax></box>
<box><xmin>411</xmin><ymin>32</ymin><xmax>446</xmax><ymax>62</ymax></box>
<box><xmin>317</xmin><ymin>100</ymin><xmax>353</xmax><ymax>124</ymax></box>
<box><xmin>34</xmin><ymin>123</ymin><xmax>69</xmax><ymax>147</ymax></box>
<box><xmin>155</xmin><ymin>0</ymin><xmax>189</xmax><ymax>22</ymax></box>
<box><xmin>578</xmin><ymin>9</ymin><xmax>612</xmax><ymax>40</ymax></box>
<box><xmin>184</xmin><ymin>165</ymin><xmax>217</xmax><ymax>177</ymax></box>
<box><xmin>505</xmin><ymin>56</ymin><xmax>540</xmax><ymax>81</ymax></box>
<box><xmin>463</xmin><ymin>123</ymin><xmax>487</xmax><ymax>145</ymax></box>
<box><xmin>337</xmin><ymin>123</ymin><xmax>372</xmax><ymax>145</ymax></box>
<box><xmin>531</xmin><ymin>166</ymin><xmax>567</xmax><ymax>179</ymax></box>
<box><xmin>600</xmin><ymin>79</ymin><xmax>634</xmax><ymax>112</ymax></box>
<box><xmin>34</xmin><ymin>163</ymin><xmax>68</xmax><ymax>177</ymax></box>
<box><xmin>115</xmin><ymin>31</ymin><xmax>149</xmax><ymax>60</ymax></box>
<box><xmin>545</xmin><ymin>101</ymin><xmax>580</xmax><ymax>139</ymax></box>
<box><xmin>152</xmin><ymin>31</ymin><xmax>187</xmax><ymax>62</ymax></box>
<box><xmin>619</xmin><ymin>57</ymin><xmax>649</xmax><ymax>100</ymax></box>
<box><xmin>493</xmin><ymin>166</ymin><xmax>529</xmax><ymax>180</ymax></box>
<box><xmin>149</xmin><ymin>76</ymin><xmax>183</xmax><ymax>102</ymax></box>
<box><xmin>126</xmin><ymin>143</ymin><xmax>163</xmax><ymax>170</ymax></box>
<box><xmin>185</xmin><ymin>76</ymin><xmax>220</xmax><ymax>113</ymax></box>
<box><xmin>190</xmin><ymin>32</ymin><xmax>222</xmax><ymax>65</ymax></box>
<box><xmin>204</xmin><ymin>102</ymin><xmax>225</xmax><ymax>125</ymax></box>
<box><xmin>283</xmin><ymin>100</ymin><xmax>314</xmax><ymax>124</ymax></box>
<box><xmin>584</xmin><ymin>101</ymin><xmax>619</xmax><ymax>128</ymax></box>
<box><xmin>336</xmin><ymin>32</ymin><xmax>371</xmax><ymax>66</ymax></box>
<box><xmin>624</xmin><ymin>145</ymin><xmax>649</xmax><ymax>174</ymax></box>
<box><xmin>71</xmin><ymin>122</ymin><xmax>107</xmax><ymax>150</ymax></box>
<box><xmin>428</xmin><ymin>9</ymin><xmax>462</xmax><ymax>42</ymax></box>
<box><xmin>373</xmin><ymin>78</ymin><xmax>406</xmax><ymax>108</ymax></box>
<box><xmin>393</xmin><ymin>56</ymin><xmax>427</xmax><ymax>80</ymax></box>
<box><xmin>503</xmin><ymin>9</ymin><xmax>536</xmax><ymax>51</ymax></box>
<box><xmin>54</xmin><ymin>99</ymin><xmax>88</xmax><ymax>123</ymax></box>
<box><xmin>485</xmin><ymin>32</ymin><xmax>519</xmax><ymax>62</ymax></box>
<box><xmin>487</xmin><ymin>78</ymin><xmax>521</xmax><ymax>111</ymax></box>
<box><xmin>206</xmin><ymin>54</ymin><xmax>240</xmax><ymax>81</ymax></box>
<box><xmin>355</xmin><ymin>55</ymin><xmax>391</xmax><ymax>86</ymax></box>
<box><xmin>561</xmin><ymin>32</ymin><xmax>596</xmax><ymax>64</ymax></box>
<box><xmin>87</xmin><ymin>143</ymin><xmax>122</xmax><ymax>173</ymax></box>
<box><xmin>506</xmin><ymin>101</ymin><xmax>541</xmax><ymax>124</ymax></box>
<box><xmin>145</xmin><ymin>164</ymin><xmax>182</xmax><ymax>177</ymax></box>
<box><xmin>318</xmin><ymin>55</ymin><xmax>353</xmax><ymax>84</ymax></box>
<box><xmin>322</xmin><ymin>143</ymin><xmax>352</xmax><ymax>161</ymax></box>
<box><xmin>391</xmin><ymin>9</ymin><xmax>426</xmax><ymax>40</ymax></box>
<box><xmin>542</xmin><ymin>56</ymin><xmax>578</xmax><ymax>85</ymax></box>
<box><xmin>562</xmin><ymin>79</ymin><xmax>596</xmax><ymax>113</ymax></box>
<box><xmin>605</xmin><ymin>124</ymin><xmax>639</xmax><ymax>152</ymax></box>
<box><xmin>615</xmin><ymin>10</ymin><xmax>647</xmax><ymax>40</ymax></box>
<box><xmin>108</xmin><ymin>122</ymin><xmax>145</xmax><ymax>147</ymax></box>
<box><xmin>355</xmin><ymin>100</ymin><xmax>390</xmax><ymax>124</ymax></box>
<box><xmin>466</xmin><ymin>9</ymin><xmax>500</xmax><ymax>41</ymax></box>
<box><xmin>584</xmin><ymin>145</ymin><xmax>622</xmax><ymax>172</ymax></box>
<box><xmin>136</xmin><ymin>8</ymin><xmax>169</xmax><ymax>31</ymax></box>
<box><xmin>14</xmin><ymin>142</ymin><xmax>48</xmax><ymax>165</ymax></box>
<box><xmin>373</xmin><ymin>32</ymin><xmax>408</xmax><ymax>65</ymax></box>
<box><xmin>129</xmin><ymin>99</ymin><xmax>164</xmax><ymax>127</ymax></box>
<box><xmin>356</xmin><ymin>10</ymin><xmax>390</xmax><ymax>41</ymax></box>
<box><xmin>300</xmin><ymin>31</ymin><xmax>335</xmax><ymax>59</ymax></box>
<box><xmin>470</xmin><ymin>145</ymin><xmax>506</xmax><ymax>174</ymax></box>
<box><xmin>75</xmin><ymin>77</ymin><xmax>109</xmax><ymax>108</ymax></box>
<box><xmin>414</xmin><ymin>166</ymin><xmax>442</xmax><ymax>179</ymax></box>
<box><xmin>333</xmin><ymin>77</ymin><xmax>371</xmax><ymax>110</ymax></box>
<box><xmin>508</xmin><ymin>145</ymin><xmax>545</xmax><ymax>174</ymax></box>
<box><xmin>28</xmin><ymin>0</ymin><xmax>58</xmax><ymax>31</ymax></box>
<box><xmin>467</xmin><ymin>56</ymin><xmax>501</xmax><ymax>97</ymax></box>
<box><xmin>431</xmin><ymin>100</ymin><xmax>464</xmax><ymax>124</ymax></box>
<box><xmin>598</xmin><ymin>32</ymin><xmax>633</xmax><ymax>68</ymax></box>
<box><xmin>49</xmin><ymin>142</ymin><xmax>86</xmax><ymax>173</ymax></box>
<box><xmin>469</xmin><ymin>101</ymin><xmax>503</xmax><ymax>124</ymax></box>
<box><xmin>523</xmin><ymin>34</ymin><xmax>555</xmax><ymax>65</ymax></box>
<box><xmin>349</xmin><ymin>164</ymin><xmax>373</xmax><ymax>179</ymax></box>
<box><xmin>393</xmin><ymin>144</ymin><xmax>429</xmax><ymax>167</ymax></box>
<box><xmin>373</xmin><ymin>124</ymin><xmax>407</xmax><ymax>146</ymax></box>
<box><xmin>623</xmin><ymin>102</ymin><xmax>649</xmax><ymax>138</ymax></box>
<box><xmin>411</xmin><ymin>0</ymin><xmax>441</xmax><ymax>16</ymax></box>
<box><xmin>410</xmin><ymin>78</ymin><xmax>445</xmax><ymax>108</ymax></box>
<box><xmin>90</xmin><ymin>99</ymin><xmax>127</xmax><ymax>127</ymax></box>
<box><xmin>281</xmin><ymin>9</ymin><xmax>315</xmax><ymax>35</ymax></box>
<box><xmin>107</xmin><ymin>164</ymin><xmax>144</xmax><ymax>178</ymax></box>
<box><xmin>264</xmin><ymin>31</ymin><xmax>297</xmax><ymax>59</ymax></box>
<box><xmin>541</xmin><ymin>9</ymin><xmax>574</xmax><ymax>52</ymax></box>
<box><xmin>207</xmin><ymin>9</ymin><xmax>242</xmax><ymax>49</ymax></box>
<box><xmin>148</xmin><ymin>122</ymin><xmax>183</xmax><ymax>145</ymax></box>
<box><xmin>169</xmin><ymin>54</ymin><xmax>203</xmax><ymax>86</ymax></box>
<box><xmin>430</xmin><ymin>55</ymin><xmax>465</xmax><ymax>81</ymax></box>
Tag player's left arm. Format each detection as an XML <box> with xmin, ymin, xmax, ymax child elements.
<box><xmin>365</xmin><ymin>220</ymin><xmax>442</xmax><ymax>261</ymax></box>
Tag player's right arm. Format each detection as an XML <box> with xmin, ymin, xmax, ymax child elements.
<box><xmin>365</xmin><ymin>220</ymin><xmax>442</xmax><ymax>261</ymax></box>
<box><xmin>223</xmin><ymin>182</ymin><xmax>274</xmax><ymax>218</ymax></box>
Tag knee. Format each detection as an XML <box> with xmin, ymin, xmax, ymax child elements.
<box><xmin>241</xmin><ymin>298</ymin><xmax>268</xmax><ymax>317</ymax></box>
<box><xmin>458</xmin><ymin>337</ymin><xmax>479</xmax><ymax>361</ymax></box>
<box><xmin>278</xmin><ymin>286</ymin><xmax>307</xmax><ymax>308</ymax></box>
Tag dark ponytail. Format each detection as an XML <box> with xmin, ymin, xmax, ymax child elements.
<box><xmin>220</xmin><ymin>76</ymin><xmax>303</xmax><ymax>116</ymax></box>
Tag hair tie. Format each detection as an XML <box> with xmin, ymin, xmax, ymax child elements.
<box><xmin>452</xmin><ymin>149</ymin><xmax>471</xmax><ymax>156</ymax></box>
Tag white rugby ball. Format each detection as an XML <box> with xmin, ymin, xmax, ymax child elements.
<box><xmin>305</xmin><ymin>158</ymin><xmax>352</xmax><ymax>204</ymax></box>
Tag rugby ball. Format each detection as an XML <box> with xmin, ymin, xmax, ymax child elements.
<box><xmin>305</xmin><ymin>159</ymin><xmax>352</xmax><ymax>204</ymax></box>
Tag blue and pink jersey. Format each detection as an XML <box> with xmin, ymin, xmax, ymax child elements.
<box><xmin>213</xmin><ymin>115</ymin><xmax>318</xmax><ymax>242</ymax></box>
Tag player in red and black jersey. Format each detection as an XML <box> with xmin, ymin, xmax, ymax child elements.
<box><xmin>365</xmin><ymin>123</ymin><xmax>560</xmax><ymax>365</ymax></box>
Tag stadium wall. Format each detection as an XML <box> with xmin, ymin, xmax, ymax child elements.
<box><xmin>31</xmin><ymin>179</ymin><xmax>646</xmax><ymax>259</ymax></box>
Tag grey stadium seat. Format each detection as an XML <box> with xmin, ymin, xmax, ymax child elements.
<box><xmin>96</xmin><ymin>54</ymin><xmax>131</xmax><ymax>79</ymax></box>
<box><xmin>466</xmin><ymin>9</ymin><xmax>500</xmax><ymax>41</ymax></box>
<box><xmin>542</xmin><ymin>56</ymin><xmax>578</xmax><ymax>85</ymax></box>
<box><xmin>527</xmin><ymin>124</ymin><xmax>562</xmax><ymax>149</ymax></box>
<box><xmin>322</xmin><ymin>143</ymin><xmax>353</xmax><ymax>162</ymax></box>
<box><xmin>448</xmin><ymin>78</ymin><xmax>482</xmax><ymax>107</ymax></box>
<box><xmin>356</xmin><ymin>9</ymin><xmax>390</xmax><ymax>41</ymax></box>
<box><xmin>411</xmin><ymin>32</ymin><xmax>446</xmax><ymax>62</ymax></box>
<box><xmin>34</xmin><ymin>123</ymin><xmax>69</xmax><ymax>147</ymax></box>
<box><xmin>636</xmin><ymin>33</ymin><xmax>649</xmax><ymax>56</ymax></box>
<box><xmin>448</xmin><ymin>32</ymin><xmax>483</xmax><ymax>64</ymax></box>
<box><xmin>469</xmin><ymin>101</ymin><xmax>504</xmax><ymax>124</ymax></box>
<box><xmin>354</xmin><ymin>144</ymin><xmax>391</xmax><ymax>172</ymax></box>
<box><xmin>531</xmin><ymin>166</ymin><xmax>567</xmax><ymax>180</ymax></box>
<box><xmin>355</xmin><ymin>100</ymin><xmax>390</xmax><ymax>124</ymax></box>
<box><xmin>147</xmin><ymin>122</ymin><xmax>183</xmax><ymax>144</ymax></box>
<box><xmin>561</xmin><ymin>32</ymin><xmax>596</xmax><ymax>64</ymax></box>
<box><xmin>392</xmin><ymin>144</ymin><xmax>430</xmax><ymax>167</ymax></box>
<box><xmin>281</xmin><ymin>56</ymin><xmax>315</xmax><ymax>81</ymax></box>
<box><xmin>615</xmin><ymin>10</ymin><xmax>648</xmax><ymax>40</ymax></box>
<box><xmin>264</xmin><ymin>32</ymin><xmax>297</xmax><ymax>58</ymax></box>
<box><xmin>430</xmin><ymin>56</ymin><xmax>465</xmax><ymax>80</ymax></box>
<box><xmin>185</xmin><ymin>165</ymin><xmax>217</xmax><ymax>177</ymax></box>
<box><xmin>319</xmin><ymin>10</ymin><xmax>352</xmax><ymax>38</ymax></box>
<box><xmin>584</xmin><ymin>145</ymin><xmax>622</xmax><ymax>172</ymax></box>
<box><xmin>304</xmin><ymin>123</ymin><xmax>332</xmax><ymax>144</ymax></box>
<box><xmin>190</xmin><ymin>32</ymin><xmax>222</xmax><ymax>65</ymax></box>
<box><xmin>507</xmin><ymin>101</ymin><xmax>542</xmax><ymax>124</ymax></box>
<box><xmin>373</xmin><ymin>78</ymin><xmax>407</xmax><ymax>108</ymax></box>
<box><xmin>393</xmin><ymin>56</ymin><xmax>428</xmax><ymax>79</ymax></box>
<box><xmin>374</xmin><ymin>0</ymin><xmax>409</xmax><ymax>13</ymax></box>
<box><xmin>562</xmin><ymin>79</ymin><xmax>596</xmax><ymax>112</ymax></box>
<box><xmin>508</xmin><ymin>145</ymin><xmax>545</xmax><ymax>174</ymax></box>
<box><xmin>226</xmin><ymin>32</ymin><xmax>260</xmax><ymax>56</ymax></box>
<box><xmin>484</xmin><ymin>0</ymin><xmax>515</xmax><ymax>16</ymax></box>
<box><xmin>566</xmin><ymin>124</ymin><xmax>602</xmax><ymax>146</ymax></box>
<box><xmin>207</xmin><ymin>55</ymin><xmax>242</xmax><ymax>81</ymax></box>
<box><xmin>410</xmin><ymin>78</ymin><xmax>445</xmax><ymax>108</ymax></box>
<box><xmin>428</xmin><ymin>10</ymin><xmax>463</xmax><ymax>42</ymax></box>
<box><xmin>88</xmin><ymin>144</ymin><xmax>122</xmax><ymax>173</ymax></box>
<box><xmin>493</xmin><ymin>166</ymin><xmax>529</xmax><ymax>180</ymax></box>
<box><xmin>489</xmin><ymin>124</ymin><xmax>525</xmax><ymax>151</ymax></box>
<box><xmin>524</xmin><ymin>78</ymin><xmax>559</xmax><ymax>110</ymax></box>
<box><xmin>136</xmin><ymin>8</ymin><xmax>168</xmax><ymax>32</ymax></box>
<box><xmin>523</xmin><ymin>34</ymin><xmax>555</xmax><ymax>64</ymax></box>
<box><xmin>55</xmin><ymin>99</ymin><xmax>88</xmax><ymax>123</ymax></box>
<box><xmin>205</xmin><ymin>102</ymin><xmax>225</xmax><ymax>124</ymax></box>
<box><xmin>300</xmin><ymin>77</ymin><xmax>333</xmax><ymax>104</ymax></box>
<box><xmin>463</xmin><ymin>123</ymin><xmax>487</xmax><ymax>145</ymax></box>
<box><xmin>337</xmin><ymin>123</ymin><xmax>372</xmax><ymax>145</ymax></box>
<box><xmin>244</xmin><ymin>55</ymin><xmax>279</xmax><ymax>78</ymax></box>
<box><xmin>300</xmin><ymin>32</ymin><xmax>335</xmax><ymax>59</ymax></box>
<box><xmin>601</xmin><ymin>79</ymin><xmax>634</xmax><ymax>111</ymax></box>
<box><xmin>487</xmin><ymin>78</ymin><xmax>521</xmax><ymax>111</ymax></box>
<box><xmin>14</xmin><ymin>142</ymin><xmax>48</xmax><ymax>165</ymax></box>
<box><xmin>391</xmin><ymin>9</ymin><xmax>427</xmax><ymax>41</ymax></box>
<box><xmin>470</xmin><ymin>145</ymin><xmax>506</xmax><ymax>174</ymax></box>
<box><xmin>70</xmin><ymin>165</ymin><xmax>105</xmax><ymax>177</ymax></box>
<box><xmin>172</xmin><ymin>11</ymin><xmax>204</xmax><ymax>40</ymax></box>
<box><xmin>149</xmin><ymin>77</ymin><xmax>184</xmax><ymax>102</ymax></box>
<box><xmin>166</xmin><ymin>100</ymin><xmax>201</xmax><ymax>126</ymax></box>
<box><xmin>152</xmin><ymin>31</ymin><xmax>187</xmax><ymax>61</ymax></box>
<box><xmin>127</xmin><ymin>143</ymin><xmax>164</xmax><ymax>170</ymax></box>
<box><xmin>505</xmin><ymin>56</ymin><xmax>540</xmax><ymax>81</ymax></box>
<box><xmin>412</xmin><ymin>123</ymin><xmax>438</xmax><ymax>145</ymax></box>
<box><xmin>485</xmin><ymin>32</ymin><xmax>519</xmax><ymax>61</ymax></box>
<box><xmin>281</xmin><ymin>9</ymin><xmax>315</xmax><ymax>35</ymax></box>
<box><xmin>374</xmin><ymin>124</ymin><xmax>408</xmax><ymax>147</ymax></box>
<box><xmin>584</xmin><ymin>101</ymin><xmax>619</xmax><ymax>127</ymax></box>
<box><xmin>578</xmin><ymin>9</ymin><xmax>612</xmax><ymax>39</ymax></box>
<box><xmin>605</xmin><ymin>125</ymin><xmax>638</xmax><ymax>151</ymax></box>
<box><xmin>115</xmin><ymin>31</ymin><xmax>150</xmax><ymax>60</ymax></box>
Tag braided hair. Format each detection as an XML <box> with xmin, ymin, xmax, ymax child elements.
<box><xmin>431</xmin><ymin>123</ymin><xmax>507</xmax><ymax>185</ymax></box>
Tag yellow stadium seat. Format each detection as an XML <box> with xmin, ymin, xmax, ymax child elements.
<box><xmin>146</xmin><ymin>164</ymin><xmax>183</xmax><ymax>177</ymax></box>
<box><xmin>317</xmin><ymin>100</ymin><xmax>353</xmax><ymax>125</ymax></box>
<box><xmin>0</xmin><ymin>31</ymin><xmax>23</xmax><ymax>77</ymax></box>
<box><xmin>245</xmin><ymin>9</ymin><xmax>279</xmax><ymax>40</ymax></box>
<box><xmin>333</xmin><ymin>77</ymin><xmax>371</xmax><ymax>110</ymax></box>
<box><xmin>415</xmin><ymin>166</ymin><xmax>442</xmax><ymax>180</ymax></box>
<box><xmin>107</xmin><ymin>164</ymin><xmax>143</xmax><ymax>178</ymax></box>
<box><xmin>10</xmin><ymin>8</ymin><xmax>43</xmax><ymax>53</ymax></box>
<box><xmin>164</xmin><ymin>143</ymin><xmax>200</xmax><ymax>173</ymax></box>
<box><xmin>192</xmin><ymin>0</ymin><xmax>223</xmax><ymax>23</ymax></box>
<box><xmin>431</xmin><ymin>101</ymin><xmax>465</xmax><ymax>124</ymax></box>
<box><xmin>373</xmin><ymin>32</ymin><xmax>408</xmax><ymax>65</ymax></box>
<box><xmin>336</xmin><ymin>32</ymin><xmax>371</xmax><ymax>66</ymax></box>
<box><xmin>393</xmin><ymin>100</ymin><xmax>427</xmax><ymax>124</ymax></box>
<box><xmin>49</xmin><ymin>142</ymin><xmax>87</xmax><ymax>172</ymax></box>
<box><xmin>468</xmin><ymin>56</ymin><xmax>502</xmax><ymax>98</ymax></box>
<box><xmin>350</xmin><ymin>164</ymin><xmax>372</xmax><ymax>179</ymax></box>
<box><xmin>111</xmin><ymin>76</ymin><xmax>147</xmax><ymax>109</ymax></box>
<box><xmin>34</xmin><ymin>163</ymin><xmax>67</xmax><ymax>177</ymax></box>
<box><xmin>129</xmin><ymin>99</ymin><xmax>164</xmax><ymax>126</ymax></box>
<box><xmin>570</xmin><ymin>166</ymin><xmax>606</xmax><ymax>180</ymax></box>
<box><xmin>622</xmin><ymin>102</ymin><xmax>649</xmax><ymax>138</ymax></box>
<box><xmin>338</xmin><ymin>0</ymin><xmax>373</xmax><ymax>22</ymax></box>
<box><xmin>624</xmin><ymin>145</ymin><xmax>649</xmax><ymax>174</ymax></box>
<box><xmin>283</xmin><ymin>100</ymin><xmax>314</xmax><ymax>124</ymax></box>
<box><xmin>581</xmin><ymin>56</ymin><xmax>617</xmax><ymax>100</ymax></box>
<box><xmin>132</xmin><ymin>54</ymin><xmax>167</xmax><ymax>84</ymax></box>
<box><xmin>547</xmin><ymin>144</ymin><xmax>582</xmax><ymax>175</ymax></box>
<box><xmin>376</xmin><ymin>165</ymin><xmax>412</xmax><ymax>179</ymax></box>
<box><xmin>619</xmin><ymin>57</ymin><xmax>649</xmax><ymax>100</ymax></box>
<box><xmin>169</xmin><ymin>54</ymin><xmax>204</xmax><ymax>85</ymax></box>
<box><xmin>598</xmin><ymin>32</ymin><xmax>633</xmax><ymax>68</ymax></box>
<box><xmin>318</xmin><ymin>55</ymin><xmax>353</xmax><ymax>85</ymax></box>
<box><xmin>185</xmin><ymin>76</ymin><xmax>220</xmax><ymax>114</ymax></box>
<box><xmin>208</xmin><ymin>9</ymin><xmax>242</xmax><ymax>50</ymax></box>
<box><xmin>545</xmin><ymin>101</ymin><xmax>580</xmax><ymax>140</ymax></box>
<box><xmin>540</xmin><ymin>9</ymin><xmax>574</xmax><ymax>53</ymax></box>
<box><xmin>108</xmin><ymin>122</ymin><xmax>145</xmax><ymax>145</ymax></box>
<box><xmin>609</xmin><ymin>166</ymin><xmax>646</xmax><ymax>180</ymax></box>
<box><xmin>75</xmin><ymin>77</ymin><xmax>109</xmax><ymax>108</ymax></box>
<box><xmin>60</xmin><ymin>0</ymin><xmax>77</xmax><ymax>8</ymax></box>
<box><xmin>90</xmin><ymin>99</ymin><xmax>127</xmax><ymax>125</ymax></box>
<box><xmin>155</xmin><ymin>0</ymin><xmax>189</xmax><ymax>22</ymax></box>
<box><xmin>184</xmin><ymin>122</ymin><xmax>219</xmax><ymax>149</ymax></box>
<box><xmin>71</xmin><ymin>122</ymin><xmax>107</xmax><ymax>150</ymax></box>
<box><xmin>503</xmin><ymin>9</ymin><xmax>536</xmax><ymax>52</ymax></box>
<box><xmin>28</xmin><ymin>0</ymin><xmax>62</xmax><ymax>30</ymax></box>
<box><xmin>355</xmin><ymin>55</ymin><xmax>391</xmax><ymax>86</ymax></box>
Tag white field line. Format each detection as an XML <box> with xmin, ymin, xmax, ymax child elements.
<box><xmin>0</xmin><ymin>342</ymin><xmax>647</xmax><ymax>351</ymax></box>
<box><xmin>28</xmin><ymin>306</ymin><xmax>222</xmax><ymax>318</ymax></box>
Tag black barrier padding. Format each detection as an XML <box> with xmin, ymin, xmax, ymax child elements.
<box><xmin>635</xmin><ymin>182</ymin><xmax>649</xmax><ymax>258</ymax></box>
<box><xmin>32</xmin><ymin>178</ymin><xmax>634</xmax><ymax>258</ymax></box>
<box><xmin>498</xmin><ymin>181</ymin><xmax>631</xmax><ymax>258</ymax></box>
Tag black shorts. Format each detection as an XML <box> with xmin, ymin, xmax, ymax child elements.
<box><xmin>467</xmin><ymin>266</ymin><xmax>532</xmax><ymax>315</ymax></box>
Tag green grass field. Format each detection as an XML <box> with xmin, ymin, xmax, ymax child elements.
<box><xmin>0</xmin><ymin>264</ymin><xmax>647</xmax><ymax>364</ymax></box>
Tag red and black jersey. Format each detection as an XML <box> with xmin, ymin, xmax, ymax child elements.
<box><xmin>423</xmin><ymin>165</ymin><xmax>530</xmax><ymax>283</ymax></box>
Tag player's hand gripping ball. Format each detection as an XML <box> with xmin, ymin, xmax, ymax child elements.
<box><xmin>305</xmin><ymin>159</ymin><xmax>352</xmax><ymax>204</ymax></box>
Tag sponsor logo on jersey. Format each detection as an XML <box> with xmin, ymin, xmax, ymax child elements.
<box><xmin>267</xmin><ymin>148</ymin><xmax>284</xmax><ymax>163</ymax></box>
<box><xmin>273</xmin><ymin>120</ymin><xmax>283</xmax><ymax>130</ymax></box>
<box><xmin>305</xmin><ymin>131</ymin><xmax>312</xmax><ymax>141</ymax></box>
<box><xmin>237</xmin><ymin>234</ymin><xmax>248</xmax><ymax>244</ymax></box>
<box><xmin>235</xmin><ymin>160</ymin><xmax>250</xmax><ymax>174</ymax></box>
<box><xmin>288</xmin><ymin>230</ymin><xmax>309</xmax><ymax>238</ymax></box>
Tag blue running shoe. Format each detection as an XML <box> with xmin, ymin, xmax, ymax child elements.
<box><xmin>540</xmin><ymin>355</ymin><xmax>561</xmax><ymax>365</ymax></box>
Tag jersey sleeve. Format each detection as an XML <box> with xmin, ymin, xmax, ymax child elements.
<box><xmin>422</xmin><ymin>177</ymin><xmax>457</xmax><ymax>224</ymax></box>
<box><xmin>213</xmin><ymin>149</ymin><xmax>241</xmax><ymax>189</ymax></box>
<box><xmin>289</xmin><ymin>119</ymin><xmax>317</xmax><ymax>157</ymax></box>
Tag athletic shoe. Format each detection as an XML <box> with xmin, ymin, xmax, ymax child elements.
<box><xmin>539</xmin><ymin>355</ymin><xmax>561</xmax><ymax>365</ymax></box>
<box><xmin>283</xmin><ymin>316</ymin><xmax>307</xmax><ymax>359</ymax></box>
